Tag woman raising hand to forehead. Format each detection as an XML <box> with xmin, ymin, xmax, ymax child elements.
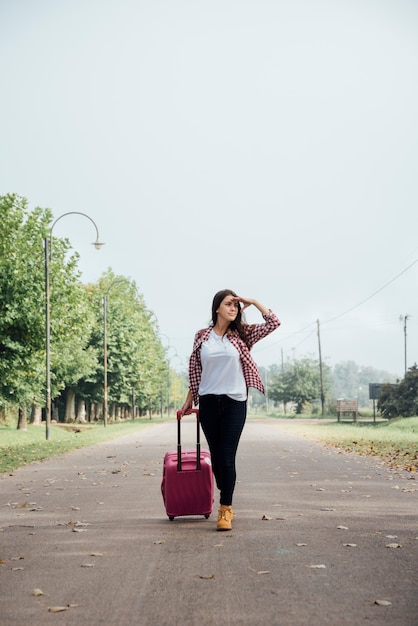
<box><xmin>180</xmin><ymin>289</ymin><xmax>281</xmax><ymax>531</ymax></box>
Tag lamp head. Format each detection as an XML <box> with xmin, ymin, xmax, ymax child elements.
<box><xmin>92</xmin><ymin>241</ymin><xmax>105</xmax><ymax>250</ymax></box>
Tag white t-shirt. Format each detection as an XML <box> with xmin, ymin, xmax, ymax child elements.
<box><xmin>198</xmin><ymin>330</ymin><xmax>247</xmax><ymax>401</ymax></box>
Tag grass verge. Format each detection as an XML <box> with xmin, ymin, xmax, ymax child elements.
<box><xmin>277</xmin><ymin>416</ymin><xmax>418</xmax><ymax>472</ymax></box>
<box><xmin>0</xmin><ymin>419</ymin><xmax>164</xmax><ymax>474</ymax></box>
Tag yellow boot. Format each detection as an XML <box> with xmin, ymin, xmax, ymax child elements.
<box><xmin>217</xmin><ymin>505</ymin><xmax>233</xmax><ymax>531</ymax></box>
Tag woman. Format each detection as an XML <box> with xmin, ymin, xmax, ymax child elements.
<box><xmin>180</xmin><ymin>289</ymin><xmax>281</xmax><ymax>531</ymax></box>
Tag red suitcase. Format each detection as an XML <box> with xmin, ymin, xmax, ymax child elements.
<box><xmin>161</xmin><ymin>409</ymin><xmax>214</xmax><ymax>520</ymax></box>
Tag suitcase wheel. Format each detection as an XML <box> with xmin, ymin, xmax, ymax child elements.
<box><xmin>169</xmin><ymin>516</ymin><xmax>175</xmax><ymax>521</ymax></box>
<box><xmin>205</xmin><ymin>514</ymin><xmax>210</xmax><ymax>519</ymax></box>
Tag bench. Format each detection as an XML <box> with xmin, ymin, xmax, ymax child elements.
<box><xmin>336</xmin><ymin>399</ymin><xmax>358</xmax><ymax>423</ymax></box>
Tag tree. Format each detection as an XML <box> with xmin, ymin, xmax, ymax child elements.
<box><xmin>378</xmin><ymin>364</ymin><xmax>418</xmax><ymax>419</ymax></box>
<box><xmin>78</xmin><ymin>271</ymin><xmax>168</xmax><ymax>419</ymax></box>
<box><xmin>268</xmin><ymin>357</ymin><xmax>330</xmax><ymax>414</ymax></box>
<box><xmin>0</xmin><ymin>194</ymin><xmax>50</xmax><ymax>412</ymax></box>
<box><xmin>0</xmin><ymin>194</ymin><xmax>100</xmax><ymax>424</ymax></box>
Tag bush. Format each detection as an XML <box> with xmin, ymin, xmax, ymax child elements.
<box><xmin>378</xmin><ymin>365</ymin><xmax>418</xmax><ymax>419</ymax></box>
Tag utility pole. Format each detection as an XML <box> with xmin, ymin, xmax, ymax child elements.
<box><xmin>400</xmin><ymin>314</ymin><xmax>410</xmax><ymax>374</ymax></box>
<box><xmin>317</xmin><ymin>319</ymin><xmax>325</xmax><ymax>416</ymax></box>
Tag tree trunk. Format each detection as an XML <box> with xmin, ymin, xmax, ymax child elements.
<box><xmin>76</xmin><ymin>398</ymin><xmax>86</xmax><ymax>423</ymax></box>
<box><xmin>52</xmin><ymin>402</ymin><xmax>59</xmax><ymax>422</ymax></box>
<box><xmin>0</xmin><ymin>407</ymin><xmax>7</xmax><ymax>424</ymax></box>
<box><xmin>65</xmin><ymin>389</ymin><xmax>76</xmax><ymax>423</ymax></box>
<box><xmin>30</xmin><ymin>404</ymin><xmax>42</xmax><ymax>425</ymax></box>
<box><xmin>91</xmin><ymin>403</ymin><xmax>99</xmax><ymax>422</ymax></box>
<box><xmin>17</xmin><ymin>407</ymin><xmax>27</xmax><ymax>430</ymax></box>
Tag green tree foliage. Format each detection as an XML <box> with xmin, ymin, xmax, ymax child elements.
<box><xmin>268</xmin><ymin>357</ymin><xmax>330</xmax><ymax>414</ymax></box>
<box><xmin>0</xmin><ymin>194</ymin><xmax>50</xmax><ymax>407</ymax></box>
<box><xmin>378</xmin><ymin>364</ymin><xmax>418</xmax><ymax>419</ymax></box>
<box><xmin>0</xmin><ymin>196</ymin><xmax>170</xmax><ymax>423</ymax></box>
<box><xmin>0</xmin><ymin>194</ymin><xmax>103</xmax><ymax>418</ymax></box>
<box><xmin>48</xmin><ymin>240</ymin><xmax>97</xmax><ymax>403</ymax></box>
<box><xmin>79</xmin><ymin>271</ymin><xmax>168</xmax><ymax>417</ymax></box>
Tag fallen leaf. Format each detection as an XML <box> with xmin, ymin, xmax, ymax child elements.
<box><xmin>11</xmin><ymin>567</ymin><xmax>24</xmax><ymax>571</ymax></box>
<box><xmin>257</xmin><ymin>570</ymin><xmax>270</xmax><ymax>575</ymax></box>
<box><xmin>32</xmin><ymin>589</ymin><xmax>44</xmax><ymax>596</ymax></box>
<box><xmin>81</xmin><ymin>563</ymin><xmax>95</xmax><ymax>568</ymax></box>
<box><xmin>385</xmin><ymin>535</ymin><xmax>397</xmax><ymax>539</ymax></box>
<box><xmin>262</xmin><ymin>514</ymin><xmax>272</xmax><ymax>521</ymax></box>
<box><xmin>375</xmin><ymin>600</ymin><xmax>392</xmax><ymax>606</ymax></box>
<box><xmin>386</xmin><ymin>543</ymin><xmax>402</xmax><ymax>549</ymax></box>
<box><xmin>199</xmin><ymin>574</ymin><xmax>215</xmax><ymax>579</ymax></box>
<box><xmin>48</xmin><ymin>606</ymin><xmax>69</xmax><ymax>613</ymax></box>
<box><xmin>90</xmin><ymin>553</ymin><xmax>103</xmax><ymax>557</ymax></box>
<box><xmin>296</xmin><ymin>543</ymin><xmax>307</xmax><ymax>547</ymax></box>
<box><xmin>321</xmin><ymin>507</ymin><xmax>336</xmax><ymax>511</ymax></box>
<box><xmin>307</xmin><ymin>564</ymin><xmax>326</xmax><ymax>569</ymax></box>
<box><xmin>337</xmin><ymin>525</ymin><xmax>349</xmax><ymax>530</ymax></box>
<box><xmin>153</xmin><ymin>540</ymin><xmax>165</xmax><ymax>545</ymax></box>
<box><xmin>343</xmin><ymin>543</ymin><xmax>357</xmax><ymax>548</ymax></box>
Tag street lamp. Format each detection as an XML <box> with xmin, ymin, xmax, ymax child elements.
<box><xmin>45</xmin><ymin>212</ymin><xmax>104</xmax><ymax>440</ymax></box>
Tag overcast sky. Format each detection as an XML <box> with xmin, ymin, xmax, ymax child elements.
<box><xmin>1</xmin><ymin>0</ymin><xmax>417</xmax><ymax>379</ymax></box>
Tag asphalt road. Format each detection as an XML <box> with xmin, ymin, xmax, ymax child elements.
<box><xmin>1</xmin><ymin>418</ymin><xmax>417</xmax><ymax>626</ymax></box>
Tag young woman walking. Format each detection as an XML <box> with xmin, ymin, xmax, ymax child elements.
<box><xmin>180</xmin><ymin>289</ymin><xmax>281</xmax><ymax>530</ymax></box>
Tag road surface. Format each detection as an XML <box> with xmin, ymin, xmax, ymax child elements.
<box><xmin>0</xmin><ymin>418</ymin><xmax>417</xmax><ymax>625</ymax></box>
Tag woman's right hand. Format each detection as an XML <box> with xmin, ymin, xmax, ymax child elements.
<box><xmin>180</xmin><ymin>390</ymin><xmax>193</xmax><ymax>415</ymax></box>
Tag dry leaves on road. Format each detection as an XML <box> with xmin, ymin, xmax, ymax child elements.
<box><xmin>32</xmin><ymin>589</ymin><xmax>45</xmax><ymax>596</ymax></box>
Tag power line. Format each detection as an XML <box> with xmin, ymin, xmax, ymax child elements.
<box><xmin>259</xmin><ymin>257</ymin><xmax>418</xmax><ymax>358</ymax></box>
<box><xmin>322</xmin><ymin>259</ymin><xmax>418</xmax><ymax>326</ymax></box>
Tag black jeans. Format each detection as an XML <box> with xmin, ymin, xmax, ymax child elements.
<box><xmin>199</xmin><ymin>394</ymin><xmax>247</xmax><ymax>506</ymax></box>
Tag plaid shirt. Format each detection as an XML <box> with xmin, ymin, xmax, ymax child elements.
<box><xmin>188</xmin><ymin>310</ymin><xmax>281</xmax><ymax>405</ymax></box>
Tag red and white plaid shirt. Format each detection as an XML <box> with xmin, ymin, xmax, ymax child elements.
<box><xmin>188</xmin><ymin>310</ymin><xmax>281</xmax><ymax>405</ymax></box>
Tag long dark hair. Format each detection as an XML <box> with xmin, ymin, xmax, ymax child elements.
<box><xmin>211</xmin><ymin>289</ymin><xmax>249</xmax><ymax>346</ymax></box>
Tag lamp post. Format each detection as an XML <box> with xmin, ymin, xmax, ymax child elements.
<box><xmin>45</xmin><ymin>212</ymin><xmax>103</xmax><ymax>440</ymax></box>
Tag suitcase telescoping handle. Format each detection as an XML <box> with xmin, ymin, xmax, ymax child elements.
<box><xmin>176</xmin><ymin>408</ymin><xmax>201</xmax><ymax>472</ymax></box>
